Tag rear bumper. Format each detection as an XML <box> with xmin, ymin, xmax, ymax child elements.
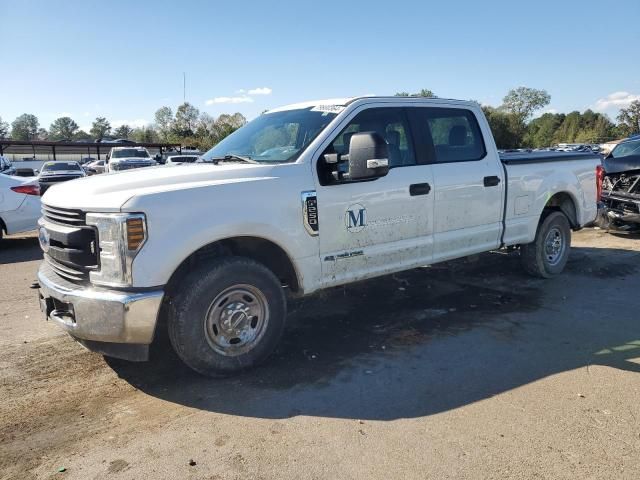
<box><xmin>37</xmin><ymin>262</ymin><xmax>164</xmax><ymax>359</ymax></box>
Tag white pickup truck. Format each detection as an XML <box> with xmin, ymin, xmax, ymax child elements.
<box><xmin>37</xmin><ymin>97</ymin><xmax>601</xmax><ymax>375</ymax></box>
<box><xmin>106</xmin><ymin>146</ymin><xmax>157</xmax><ymax>172</ymax></box>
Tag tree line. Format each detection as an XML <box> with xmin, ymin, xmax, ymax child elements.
<box><xmin>0</xmin><ymin>103</ymin><xmax>247</xmax><ymax>151</ymax></box>
<box><xmin>1</xmin><ymin>88</ymin><xmax>639</xmax><ymax>150</ymax></box>
<box><xmin>397</xmin><ymin>87</ymin><xmax>640</xmax><ymax>148</ymax></box>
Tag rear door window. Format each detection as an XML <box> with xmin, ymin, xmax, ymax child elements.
<box><xmin>410</xmin><ymin>108</ymin><xmax>486</xmax><ymax>163</ymax></box>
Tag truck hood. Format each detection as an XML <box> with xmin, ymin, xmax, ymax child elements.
<box><xmin>603</xmin><ymin>154</ymin><xmax>640</xmax><ymax>174</ymax></box>
<box><xmin>42</xmin><ymin>163</ymin><xmax>278</xmax><ymax>211</ymax></box>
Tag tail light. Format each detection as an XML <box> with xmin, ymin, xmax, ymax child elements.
<box><xmin>596</xmin><ymin>165</ymin><xmax>605</xmax><ymax>201</ymax></box>
<box><xmin>10</xmin><ymin>184</ymin><xmax>41</xmax><ymax>196</ymax></box>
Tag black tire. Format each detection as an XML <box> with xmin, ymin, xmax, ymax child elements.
<box><xmin>167</xmin><ymin>256</ymin><xmax>286</xmax><ymax>376</ymax></box>
<box><xmin>520</xmin><ymin>211</ymin><xmax>572</xmax><ymax>278</ymax></box>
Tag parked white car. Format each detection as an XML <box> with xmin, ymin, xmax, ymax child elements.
<box><xmin>0</xmin><ymin>173</ymin><xmax>41</xmax><ymax>240</ymax></box>
<box><xmin>37</xmin><ymin>96</ymin><xmax>601</xmax><ymax>375</ymax></box>
<box><xmin>84</xmin><ymin>160</ymin><xmax>106</xmax><ymax>175</ymax></box>
<box><xmin>38</xmin><ymin>161</ymin><xmax>86</xmax><ymax>195</ymax></box>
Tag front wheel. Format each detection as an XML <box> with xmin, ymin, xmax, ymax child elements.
<box><xmin>520</xmin><ymin>211</ymin><xmax>572</xmax><ymax>278</ymax></box>
<box><xmin>167</xmin><ymin>257</ymin><xmax>287</xmax><ymax>376</ymax></box>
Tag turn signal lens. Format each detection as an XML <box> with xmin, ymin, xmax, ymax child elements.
<box><xmin>126</xmin><ymin>217</ymin><xmax>145</xmax><ymax>250</ymax></box>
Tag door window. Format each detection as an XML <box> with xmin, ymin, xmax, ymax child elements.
<box><xmin>410</xmin><ymin>108</ymin><xmax>486</xmax><ymax>163</ymax></box>
<box><xmin>319</xmin><ymin>108</ymin><xmax>416</xmax><ymax>185</ymax></box>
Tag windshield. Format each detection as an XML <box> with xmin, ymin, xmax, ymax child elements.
<box><xmin>610</xmin><ymin>139</ymin><xmax>640</xmax><ymax>158</ymax></box>
<box><xmin>42</xmin><ymin>162</ymin><xmax>81</xmax><ymax>171</ymax></box>
<box><xmin>200</xmin><ymin>107</ymin><xmax>338</xmax><ymax>163</ymax></box>
<box><xmin>111</xmin><ymin>149</ymin><xmax>150</xmax><ymax>159</ymax></box>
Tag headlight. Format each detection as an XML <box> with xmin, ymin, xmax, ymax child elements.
<box><xmin>86</xmin><ymin>212</ymin><xmax>147</xmax><ymax>287</ymax></box>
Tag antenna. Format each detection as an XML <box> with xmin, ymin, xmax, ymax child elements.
<box><xmin>183</xmin><ymin>72</ymin><xmax>186</xmax><ymax>103</ymax></box>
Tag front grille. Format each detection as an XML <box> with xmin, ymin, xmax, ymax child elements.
<box><xmin>42</xmin><ymin>205</ymin><xmax>86</xmax><ymax>226</ymax></box>
<box><xmin>40</xmin><ymin>174</ymin><xmax>83</xmax><ymax>183</ymax></box>
<box><xmin>45</xmin><ymin>255</ymin><xmax>88</xmax><ymax>282</ymax></box>
<box><xmin>41</xmin><ymin>203</ymin><xmax>97</xmax><ymax>284</ymax></box>
<box><xmin>113</xmin><ymin>163</ymin><xmax>152</xmax><ymax>170</ymax></box>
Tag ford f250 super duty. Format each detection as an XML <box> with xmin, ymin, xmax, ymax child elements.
<box><xmin>36</xmin><ymin>97</ymin><xmax>601</xmax><ymax>375</ymax></box>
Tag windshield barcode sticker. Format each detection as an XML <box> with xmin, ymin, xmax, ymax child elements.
<box><xmin>311</xmin><ymin>105</ymin><xmax>345</xmax><ymax>114</ymax></box>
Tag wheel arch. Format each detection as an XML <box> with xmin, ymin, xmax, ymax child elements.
<box><xmin>164</xmin><ymin>235</ymin><xmax>301</xmax><ymax>297</ymax></box>
<box><xmin>542</xmin><ymin>191</ymin><xmax>579</xmax><ymax>229</ymax></box>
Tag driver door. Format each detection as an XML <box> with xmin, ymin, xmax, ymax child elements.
<box><xmin>314</xmin><ymin>106</ymin><xmax>435</xmax><ymax>287</ymax></box>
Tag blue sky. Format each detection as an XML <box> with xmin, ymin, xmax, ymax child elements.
<box><xmin>1</xmin><ymin>0</ymin><xmax>639</xmax><ymax>131</ymax></box>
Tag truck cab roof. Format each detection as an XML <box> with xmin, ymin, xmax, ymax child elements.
<box><xmin>267</xmin><ymin>96</ymin><xmax>478</xmax><ymax>113</ymax></box>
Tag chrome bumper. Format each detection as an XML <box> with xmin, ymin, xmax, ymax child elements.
<box><xmin>37</xmin><ymin>262</ymin><xmax>164</xmax><ymax>345</ymax></box>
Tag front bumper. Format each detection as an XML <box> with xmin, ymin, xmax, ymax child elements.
<box><xmin>598</xmin><ymin>197</ymin><xmax>640</xmax><ymax>229</ymax></box>
<box><xmin>37</xmin><ymin>262</ymin><xmax>164</xmax><ymax>359</ymax></box>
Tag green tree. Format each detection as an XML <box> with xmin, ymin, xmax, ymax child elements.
<box><xmin>0</xmin><ymin>116</ymin><xmax>9</xmax><ymax>138</ymax></box>
<box><xmin>11</xmin><ymin>114</ymin><xmax>40</xmax><ymax>140</ymax></box>
<box><xmin>617</xmin><ymin>100</ymin><xmax>640</xmax><ymax>137</ymax></box>
<box><xmin>482</xmin><ymin>106</ymin><xmax>520</xmax><ymax>149</ymax></box>
<box><xmin>90</xmin><ymin>117</ymin><xmax>111</xmax><ymax>140</ymax></box>
<box><xmin>48</xmin><ymin>116</ymin><xmax>79</xmax><ymax>140</ymax></box>
<box><xmin>501</xmin><ymin>87</ymin><xmax>551</xmax><ymax>122</ymax></box>
<box><xmin>154</xmin><ymin>106</ymin><xmax>173</xmax><ymax>141</ymax></box>
<box><xmin>74</xmin><ymin>130</ymin><xmax>92</xmax><ymax>141</ymax></box>
<box><xmin>525</xmin><ymin>113</ymin><xmax>565</xmax><ymax>147</ymax></box>
<box><xmin>172</xmin><ymin>102</ymin><xmax>200</xmax><ymax>137</ymax></box>
<box><xmin>395</xmin><ymin>89</ymin><xmax>436</xmax><ymax>98</ymax></box>
<box><xmin>36</xmin><ymin>128</ymin><xmax>49</xmax><ymax>140</ymax></box>
<box><xmin>113</xmin><ymin>124</ymin><xmax>134</xmax><ymax>139</ymax></box>
<box><xmin>131</xmin><ymin>126</ymin><xmax>159</xmax><ymax>143</ymax></box>
<box><xmin>501</xmin><ymin>87</ymin><xmax>551</xmax><ymax>142</ymax></box>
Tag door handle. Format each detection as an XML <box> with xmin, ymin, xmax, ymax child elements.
<box><xmin>483</xmin><ymin>176</ymin><xmax>501</xmax><ymax>187</ymax></box>
<box><xmin>409</xmin><ymin>183</ymin><xmax>431</xmax><ymax>196</ymax></box>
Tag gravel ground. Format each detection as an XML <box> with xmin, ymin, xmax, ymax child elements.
<box><xmin>1</xmin><ymin>229</ymin><xmax>639</xmax><ymax>480</ymax></box>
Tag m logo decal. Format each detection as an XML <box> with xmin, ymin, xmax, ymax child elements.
<box><xmin>345</xmin><ymin>204</ymin><xmax>366</xmax><ymax>232</ymax></box>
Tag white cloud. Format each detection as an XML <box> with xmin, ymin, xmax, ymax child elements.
<box><xmin>247</xmin><ymin>87</ymin><xmax>272</xmax><ymax>95</ymax></box>
<box><xmin>594</xmin><ymin>91</ymin><xmax>640</xmax><ymax>111</ymax></box>
<box><xmin>543</xmin><ymin>108</ymin><xmax>558</xmax><ymax>114</ymax></box>
<box><xmin>205</xmin><ymin>96</ymin><xmax>254</xmax><ymax>105</ymax></box>
<box><xmin>235</xmin><ymin>89</ymin><xmax>246</xmax><ymax>94</ymax></box>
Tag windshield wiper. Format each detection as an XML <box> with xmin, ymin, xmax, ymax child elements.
<box><xmin>208</xmin><ymin>154</ymin><xmax>258</xmax><ymax>165</ymax></box>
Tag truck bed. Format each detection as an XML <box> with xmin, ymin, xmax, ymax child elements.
<box><xmin>500</xmin><ymin>151</ymin><xmax>601</xmax><ymax>165</ymax></box>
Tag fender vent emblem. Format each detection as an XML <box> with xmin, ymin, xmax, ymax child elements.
<box><xmin>301</xmin><ymin>191</ymin><xmax>319</xmax><ymax>236</ymax></box>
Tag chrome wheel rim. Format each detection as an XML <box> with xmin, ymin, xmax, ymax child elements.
<box><xmin>204</xmin><ymin>284</ymin><xmax>269</xmax><ymax>356</ymax></box>
<box><xmin>544</xmin><ymin>227</ymin><xmax>566</xmax><ymax>266</ymax></box>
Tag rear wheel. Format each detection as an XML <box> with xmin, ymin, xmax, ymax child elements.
<box><xmin>521</xmin><ymin>211</ymin><xmax>571</xmax><ymax>278</ymax></box>
<box><xmin>167</xmin><ymin>256</ymin><xmax>286</xmax><ymax>376</ymax></box>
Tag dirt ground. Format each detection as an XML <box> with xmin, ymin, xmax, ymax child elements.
<box><xmin>1</xmin><ymin>229</ymin><xmax>640</xmax><ymax>480</ymax></box>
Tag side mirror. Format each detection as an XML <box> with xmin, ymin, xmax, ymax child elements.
<box><xmin>347</xmin><ymin>132</ymin><xmax>389</xmax><ymax>181</ymax></box>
